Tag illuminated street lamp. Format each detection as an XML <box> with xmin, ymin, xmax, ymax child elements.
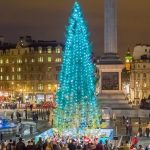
<box><xmin>125</xmin><ymin>49</ymin><xmax>133</xmax><ymax>71</ymax></box>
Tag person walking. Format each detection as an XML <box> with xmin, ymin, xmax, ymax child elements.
<box><xmin>123</xmin><ymin>116</ymin><xmax>125</xmax><ymax>124</ymax></box>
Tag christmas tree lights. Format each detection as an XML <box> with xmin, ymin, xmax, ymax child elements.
<box><xmin>53</xmin><ymin>1</ymin><xmax>100</xmax><ymax>132</ymax></box>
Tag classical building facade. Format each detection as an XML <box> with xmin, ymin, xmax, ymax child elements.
<box><xmin>130</xmin><ymin>45</ymin><xmax>150</xmax><ymax>104</ymax></box>
<box><xmin>0</xmin><ymin>36</ymin><xmax>63</xmax><ymax>103</ymax></box>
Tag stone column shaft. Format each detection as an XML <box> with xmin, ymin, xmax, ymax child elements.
<box><xmin>104</xmin><ymin>0</ymin><xmax>117</xmax><ymax>54</ymax></box>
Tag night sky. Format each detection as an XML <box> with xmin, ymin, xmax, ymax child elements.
<box><xmin>0</xmin><ymin>0</ymin><xmax>150</xmax><ymax>57</ymax></box>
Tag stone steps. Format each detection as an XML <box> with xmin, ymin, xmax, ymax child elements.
<box><xmin>101</xmin><ymin>103</ymin><xmax>131</xmax><ymax>109</ymax></box>
<box><xmin>99</xmin><ymin>93</ymin><xmax>126</xmax><ymax>100</ymax></box>
<box><xmin>97</xmin><ymin>93</ymin><xmax>131</xmax><ymax>109</ymax></box>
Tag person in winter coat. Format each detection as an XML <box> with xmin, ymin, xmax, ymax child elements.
<box><xmin>16</xmin><ymin>138</ymin><xmax>26</xmax><ymax>150</ymax></box>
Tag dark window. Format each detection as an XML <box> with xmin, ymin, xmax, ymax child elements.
<box><xmin>143</xmin><ymin>73</ymin><xmax>146</xmax><ymax>78</ymax></box>
<box><xmin>56</xmin><ymin>66</ymin><xmax>60</xmax><ymax>71</ymax></box>
<box><xmin>31</xmin><ymin>67</ymin><xmax>33</xmax><ymax>71</ymax></box>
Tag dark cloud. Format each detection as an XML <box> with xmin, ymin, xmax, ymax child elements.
<box><xmin>0</xmin><ymin>0</ymin><xmax>150</xmax><ymax>57</ymax></box>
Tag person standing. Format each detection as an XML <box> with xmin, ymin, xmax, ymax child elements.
<box><xmin>30</xmin><ymin>125</ymin><xmax>33</xmax><ymax>135</ymax></box>
<box><xmin>145</xmin><ymin>127</ymin><xmax>149</xmax><ymax>138</ymax></box>
<box><xmin>16</xmin><ymin>138</ymin><xmax>26</xmax><ymax>150</ymax></box>
<box><xmin>138</xmin><ymin>127</ymin><xmax>142</xmax><ymax>137</ymax></box>
<box><xmin>6</xmin><ymin>139</ymin><xmax>12</xmax><ymax>150</ymax></box>
<box><xmin>104</xmin><ymin>140</ymin><xmax>111</xmax><ymax>150</ymax></box>
<box><xmin>25</xmin><ymin>109</ymin><xmax>28</xmax><ymax>120</ymax></box>
<box><xmin>126</xmin><ymin>122</ymin><xmax>129</xmax><ymax>135</ymax></box>
<box><xmin>11</xmin><ymin>141</ymin><xmax>16</xmax><ymax>150</ymax></box>
<box><xmin>138</xmin><ymin>145</ymin><xmax>144</xmax><ymax>150</ymax></box>
<box><xmin>36</xmin><ymin>137</ymin><xmax>43</xmax><ymax>150</ymax></box>
<box><xmin>129</xmin><ymin>124</ymin><xmax>132</xmax><ymax>136</ymax></box>
<box><xmin>1</xmin><ymin>142</ymin><xmax>7</xmax><ymax>150</ymax></box>
<box><xmin>11</xmin><ymin>113</ymin><xmax>14</xmax><ymax>121</ymax></box>
<box><xmin>68</xmin><ymin>140</ymin><xmax>76</xmax><ymax>150</ymax></box>
<box><xmin>96</xmin><ymin>140</ymin><xmax>103</xmax><ymax>150</ymax></box>
<box><xmin>0</xmin><ymin>133</ymin><xmax>3</xmax><ymax>141</ymax></box>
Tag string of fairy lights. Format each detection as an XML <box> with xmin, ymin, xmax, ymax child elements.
<box><xmin>53</xmin><ymin>1</ymin><xmax>100</xmax><ymax>132</ymax></box>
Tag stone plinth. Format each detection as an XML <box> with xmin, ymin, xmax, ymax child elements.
<box><xmin>97</xmin><ymin>62</ymin><xmax>124</xmax><ymax>94</ymax></box>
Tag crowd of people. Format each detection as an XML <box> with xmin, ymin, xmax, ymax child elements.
<box><xmin>0</xmin><ymin>136</ymin><xmax>113</xmax><ymax>150</ymax></box>
<box><xmin>9</xmin><ymin>109</ymin><xmax>51</xmax><ymax>123</ymax></box>
<box><xmin>0</xmin><ymin>108</ymin><xmax>150</xmax><ymax>150</ymax></box>
<box><xmin>122</xmin><ymin>116</ymin><xmax>150</xmax><ymax>138</ymax></box>
<box><xmin>0</xmin><ymin>103</ymin><xmax>17</xmax><ymax>109</ymax></box>
<box><xmin>1</xmin><ymin>135</ymin><xmax>150</xmax><ymax>150</ymax></box>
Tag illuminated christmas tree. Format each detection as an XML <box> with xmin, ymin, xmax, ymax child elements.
<box><xmin>53</xmin><ymin>1</ymin><xmax>100</xmax><ymax>131</ymax></box>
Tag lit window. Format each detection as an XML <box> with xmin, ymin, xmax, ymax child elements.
<box><xmin>17</xmin><ymin>75</ymin><xmax>21</xmax><ymax>80</ymax></box>
<box><xmin>24</xmin><ymin>58</ymin><xmax>28</xmax><ymax>63</ymax></box>
<box><xmin>0</xmin><ymin>68</ymin><xmax>3</xmax><ymax>72</ymax></box>
<box><xmin>55</xmin><ymin>58</ymin><xmax>61</xmax><ymax>62</ymax></box>
<box><xmin>5</xmin><ymin>59</ymin><xmax>9</xmax><ymax>64</ymax></box>
<box><xmin>48</xmin><ymin>84</ymin><xmax>51</xmax><ymax>90</ymax></box>
<box><xmin>31</xmin><ymin>58</ymin><xmax>35</xmax><ymax>63</ymax></box>
<box><xmin>48</xmin><ymin>47</ymin><xmax>52</xmax><ymax>53</ymax></box>
<box><xmin>0</xmin><ymin>59</ymin><xmax>3</xmax><ymax>64</ymax></box>
<box><xmin>38</xmin><ymin>57</ymin><xmax>43</xmax><ymax>62</ymax></box>
<box><xmin>17</xmin><ymin>67</ymin><xmax>21</xmax><ymax>72</ymax></box>
<box><xmin>126</xmin><ymin>59</ymin><xmax>129</xmax><ymax>63</ymax></box>
<box><xmin>56</xmin><ymin>47</ymin><xmax>61</xmax><ymax>53</ymax></box>
<box><xmin>6</xmin><ymin>76</ymin><xmax>9</xmax><ymax>80</ymax></box>
<box><xmin>48</xmin><ymin>57</ymin><xmax>52</xmax><ymax>62</ymax></box>
<box><xmin>0</xmin><ymin>76</ymin><xmax>3</xmax><ymax>80</ymax></box>
<box><xmin>38</xmin><ymin>47</ymin><xmax>42</xmax><ymax>53</ymax></box>
<box><xmin>12</xmin><ymin>67</ymin><xmax>15</xmax><ymax>72</ymax></box>
<box><xmin>12</xmin><ymin>75</ymin><xmax>15</xmax><ymax>80</ymax></box>
<box><xmin>38</xmin><ymin>84</ymin><xmax>43</xmax><ymax>90</ymax></box>
<box><xmin>48</xmin><ymin>67</ymin><xmax>52</xmax><ymax>71</ymax></box>
<box><xmin>17</xmin><ymin>59</ymin><xmax>22</xmax><ymax>64</ymax></box>
<box><xmin>144</xmin><ymin>83</ymin><xmax>147</xmax><ymax>87</ymax></box>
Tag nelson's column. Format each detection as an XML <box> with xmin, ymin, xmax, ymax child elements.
<box><xmin>97</xmin><ymin>0</ymin><xmax>126</xmax><ymax>108</ymax></box>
